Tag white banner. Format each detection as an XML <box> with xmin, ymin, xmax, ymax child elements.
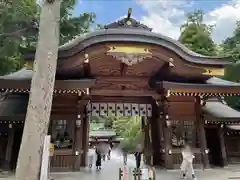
<box><xmin>141</xmin><ymin>168</ymin><xmax>149</xmax><ymax>180</ymax></box>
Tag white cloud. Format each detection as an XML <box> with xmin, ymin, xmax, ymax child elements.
<box><xmin>205</xmin><ymin>0</ymin><xmax>240</xmax><ymax>43</ymax></box>
<box><xmin>139</xmin><ymin>0</ymin><xmax>240</xmax><ymax>44</ymax></box>
<box><xmin>139</xmin><ymin>0</ymin><xmax>191</xmax><ymax>39</ymax></box>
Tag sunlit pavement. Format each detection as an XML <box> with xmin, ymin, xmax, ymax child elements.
<box><xmin>2</xmin><ymin>151</ymin><xmax>240</xmax><ymax>180</ymax></box>
<box><xmin>51</xmin><ymin>151</ymin><xmax>240</xmax><ymax>180</ymax></box>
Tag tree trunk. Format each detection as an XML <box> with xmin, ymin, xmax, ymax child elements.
<box><xmin>15</xmin><ymin>1</ymin><xmax>62</xmax><ymax>180</ymax></box>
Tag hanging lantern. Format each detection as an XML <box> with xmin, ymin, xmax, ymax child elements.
<box><xmin>166</xmin><ymin>120</ymin><xmax>171</xmax><ymax>127</ymax></box>
<box><xmin>76</xmin><ymin>119</ymin><xmax>81</xmax><ymax>128</ymax></box>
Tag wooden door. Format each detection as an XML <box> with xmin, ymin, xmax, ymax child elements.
<box><xmin>0</xmin><ymin>135</ymin><xmax>8</xmax><ymax>168</ymax></box>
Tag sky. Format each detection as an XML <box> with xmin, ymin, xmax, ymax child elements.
<box><xmin>73</xmin><ymin>0</ymin><xmax>240</xmax><ymax>44</ymax></box>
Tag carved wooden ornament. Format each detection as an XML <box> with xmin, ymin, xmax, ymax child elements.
<box><xmin>202</xmin><ymin>68</ymin><xmax>225</xmax><ymax>76</ymax></box>
<box><xmin>107</xmin><ymin>46</ymin><xmax>152</xmax><ymax>66</ymax></box>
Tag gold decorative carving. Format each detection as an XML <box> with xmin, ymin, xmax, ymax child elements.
<box><xmin>108</xmin><ymin>46</ymin><xmax>151</xmax><ymax>54</ymax></box>
<box><xmin>107</xmin><ymin>46</ymin><xmax>152</xmax><ymax>66</ymax></box>
<box><xmin>109</xmin><ymin>54</ymin><xmax>152</xmax><ymax>66</ymax></box>
<box><xmin>202</xmin><ymin>68</ymin><xmax>225</xmax><ymax>76</ymax></box>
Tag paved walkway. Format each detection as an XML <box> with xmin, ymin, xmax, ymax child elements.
<box><xmin>1</xmin><ymin>152</ymin><xmax>240</xmax><ymax>180</ymax></box>
<box><xmin>52</xmin><ymin>152</ymin><xmax>240</xmax><ymax>180</ymax></box>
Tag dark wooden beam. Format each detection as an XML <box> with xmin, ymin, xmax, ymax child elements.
<box><xmin>0</xmin><ymin>79</ymin><xmax>96</xmax><ymax>90</ymax></box>
<box><xmin>195</xmin><ymin>97</ymin><xmax>210</xmax><ymax>168</ymax></box>
<box><xmin>204</xmin><ymin>114</ymin><xmax>240</xmax><ymax>123</ymax></box>
<box><xmin>74</xmin><ymin>98</ymin><xmax>84</xmax><ymax>170</ymax></box>
<box><xmin>159</xmin><ymin>81</ymin><xmax>240</xmax><ymax>93</ymax></box>
<box><xmin>0</xmin><ymin>114</ymin><xmax>77</xmax><ymax>121</ymax></box>
<box><xmin>91</xmin><ymin>95</ymin><xmax>153</xmax><ymax>104</ymax></box>
<box><xmin>91</xmin><ymin>89</ymin><xmax>159</xmax><ymax>97</ymax></box>
<box><xmin>218</xmin><ymin>128</ymin><xmax>228</xmax><ymax>167</ymax></box>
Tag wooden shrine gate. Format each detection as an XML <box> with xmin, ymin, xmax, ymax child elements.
<box><xmin>85</xmin><ymin>101</ymin><xmax>154</xmax><ymax>164</ymax></box>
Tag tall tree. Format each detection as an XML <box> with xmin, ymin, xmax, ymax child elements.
<box><xmin>60</xmin><ymin>12</ymin><xmax>96</xmax><ymax>45</ymax></box>
<box><xmin>179</xmin><ymin>10</ymin><xmax>217</xmax><ymax>56</ymax></box>
<box><xmin>15</xmin><ymin>0</ymin><xmax>62</xmax><ymax>180</ymax></box>
<box><xmin>59</xmin><ymin>0</ymin><xmax>97</xmax><ymax>44</ymax></box>
<box><xmin>222</xmin><ymin>21</ymin><xmax>240</xmax><ymax>62</ymax></box>
<box><xmin>0</xmin><ymin>0</ymin><xmax>38</xmax><ymax>75</ymax></box>
<box><xmin>221</xmin><ymin>21</ymin><xmax>240</xmax><ymax>110</ymax></box>
<box><xmin>0</xmin><ymin>0</ymin><xmax>98</xmax><ymax>75</ymax></box>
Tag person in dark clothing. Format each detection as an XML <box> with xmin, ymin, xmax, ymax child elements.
<box><xmin>95</xmin><ymin>147</ymin><xmax>102</xmax><ymax>170</ymax></box>
<box><xmin>134</xmin><ymin>151</ymin><xmax>142</xmax><ymax>169</ymax></box>
<box><xmin>110</xmin><ymin>142</ymin><xmax>114</xmax><ymax>149</ymax></box>
<box><xmin>107</xmin><ymin>144</ymin><xmax>111</xmax><ymax>160</ymax></box>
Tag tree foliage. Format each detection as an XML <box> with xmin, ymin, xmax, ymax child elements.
<box><xmin>224</xmin><ymin>64</ymin><xmax>240</xmax><ymax>111</ymax></box>
<box><xmin>112</xmin><ymin>116</ymin><xmax>143</xmax><ymax>153</ymax></box>
<box><xmin>179</xmin><ymin>10</ymin><xmax>240</xmax><ymax>110</ymax></box>
<box><xmin>179</xmin><ymin>10</ymin><xmax>216</xmax><ymax>56</ymax></box>
<box><xmin>0</xmin><ymin>0</ymin><xmax>98</xmax><ymax>75</ymax></box>
<box><xmin>59</xmin><ymin>0</ymin><xmax>96</xmax><ymax>45</ymax></box>
<box><xmin>221</xmin><ymin>21</ymin><xmax>240</xmax><ymax>110</ymax></box>
<box><xmin>0</xmin><ymin>0</ymin><xmax>38</xmax><ymax>75</ymax></box>
<box><xmin>222</xmin><ymin>21</ymin><xmax>240</xmax><ymax>62</ymax></box>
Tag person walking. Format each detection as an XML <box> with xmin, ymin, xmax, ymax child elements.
<box><xmin>180</xmin><ymin>144</ymin><xmax>197</xmax><ymax>180</ymax></box>
<box><xmin>107</xmin><ymin>144</ymin><xmax>111</xmax><ymax>160</ymax></box>
<box><xmin>100</xmin><ymin>142</ymin><xmax>107</xmax><ymax>161</ymax></box>
<box><xmin>134</xmin><ymin>150</ymin><xmax>142</xmax><ymax>169</ymax></box>
<box><xmin>95</xmin><ymin>146</ymin><xmax>102</xmax><ymax>170</ymax></box>
<box><xmin>88</xmin><ymin>144</ymin><xmax>95</xmax><ymax>168</ymax></box>
<box><xmin>123</xmin><ymin>151</ymin><xmax>128</xmax><ymax>165</ymax></box>
<box><xmin>134</xmin><ymin>144</ymin><xmax>143</xmax><ymax>169</ymax></box>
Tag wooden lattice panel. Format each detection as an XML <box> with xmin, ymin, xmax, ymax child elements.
<box><xmin>87</xmin><ymin>103</ymin><xmax>152</xmax><ymax>117</ymax></box>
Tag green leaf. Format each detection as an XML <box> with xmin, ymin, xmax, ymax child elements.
<box><xmin>179</xmin><ymin>10</ymin><xmax>217</xmax><ymax>56</ymax></box>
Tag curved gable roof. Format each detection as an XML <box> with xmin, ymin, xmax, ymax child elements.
<box><xmin>24</xmin><ymin>28</ymin><xmax>231</xmax><ymax>66</ymax></box>
<box><xmin>0</xmin><ymin>68</ymin><xmax>33</xmax><ymax>80</ymax></box>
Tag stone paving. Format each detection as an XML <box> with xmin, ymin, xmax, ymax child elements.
<box><xmin>1</xmin><ymin>152</ymin><xmax>240</xmax><ymax>180</ymax></box>
<box><xmin>50</xmin><ymin>155</ymin><xmax>240</xmax><ymax>180</ymax></box>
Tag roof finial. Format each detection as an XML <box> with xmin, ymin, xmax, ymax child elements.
<box><xmin>127</xmin><ymin>8</ymin><xmax>132</xmax><ymax>19</ymax></box>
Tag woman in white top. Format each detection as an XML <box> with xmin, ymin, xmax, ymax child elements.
<box><xmin>88</xmin><ymin>144</ymin><xmax>95</xmax><ymax>168</ymax></box>
<box><xmin>180</xmin><ymin>144</ymin><xmax>197</xmax><ymax>180</ymax></box>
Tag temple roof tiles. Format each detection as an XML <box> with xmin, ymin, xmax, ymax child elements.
<box><xmin>22</xmin><ymin>14</ymin><xmax>231</xmax><ymax>66</ymax></box>
<box><xmin>0</xmin><ymin>68</ymin><xmax>33</xmax><ymax>80</ymax></box>
<box><xmin>104</xmin><ymin>16</ymin><xmax>152</xmax><ymax>31</ymax></box>
<box><xmin>206</xmin><ymin>77</ymin><xmax>240</xmax><ymax>86</ymax></box>
<box><xmin>203</xmin><ymin>100</ymin><xmax>240</xmax><ymax>119</ymax></box>
<box><xmin>54</xmin><ymin>29</ymin><xmax>229</xmax><ymax>65</ymax></box>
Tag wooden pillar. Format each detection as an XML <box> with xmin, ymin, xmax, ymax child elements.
<box><xmin>164</xmin><ymin>124</ymin><xmax>173</xmax><ymax>168</ymax></box>
<box><xmin>150</xmin><ymin>103</ymin><xmax>161</xmax><ymax>166</ymax></box>
<box><xmin>219</xmin><ymin>127</ymin><xmax>227</xmax><ymax>167</ymax></box>
<box><xmin>73</xmin><ymin>98</ymin><xmax>85</xmax><ymax>171</ymax></box>
<box><xmin>143</xmin><ymin>117</ymin><xmax>152</xmax><ymax>165</ymax></box>
<box><xmin>162</xmin><ymin>90</ymin><xmax>173</xmax><ymax>169</ymax></box>
<box><xmin>155</xmin><ymin>100</ymin><xmax>165</xmax><ymax>166</ymax></box>
<box><xmin>148</xmin><ymin>118</ymin><xmax>153</xmax><ymax>165</ymax></box>
<box><xmin>4</xmin><ymin>125</ymin><xmax>14</xmax><ymax>169</ymax></box>
<box><xmin>81</xmin><ymin>114</ymin><xmax>89</xmax><ymax>167</ymax></box>
<box><xmin>195</xmin><ymin>97</ymin><xmax>210</xmax><ymax>168</ymax></box>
